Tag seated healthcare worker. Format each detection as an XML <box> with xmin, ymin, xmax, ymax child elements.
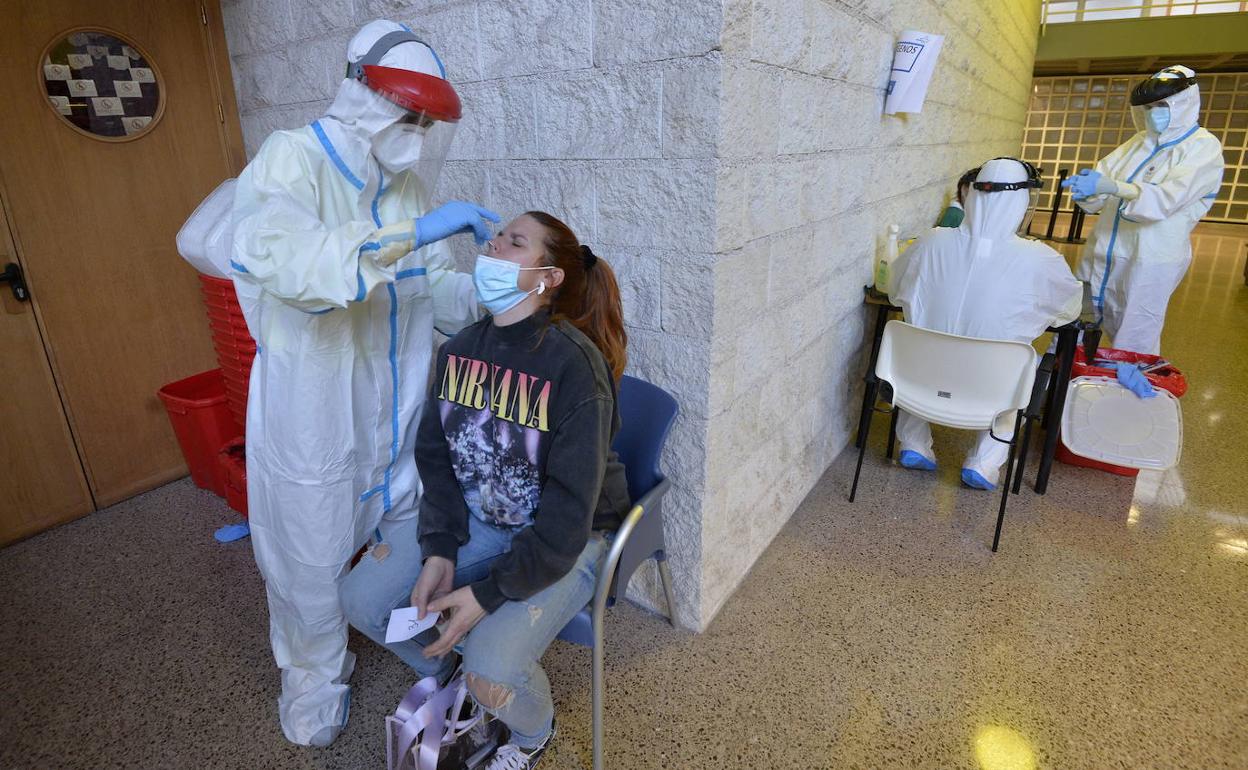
<box><xmin>890</xmin><ymin>158</ymin><xmax>1082</xmax><ymax>490</ymax></box>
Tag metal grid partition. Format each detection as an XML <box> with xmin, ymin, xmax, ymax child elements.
<box><xmin>1022</xmin><ymin>73</ymin><xmax>1248</xmax><ymax>224</ymax></box>
<box><xmin>1043</xmin><ymin>1</ymin><xmax>1248</xmax><ymax>24</ymax></box>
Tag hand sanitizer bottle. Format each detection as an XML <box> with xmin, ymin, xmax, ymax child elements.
<box><xmin>875</xmin><ymin>224</ymin><xmax>900</xmax><ymax>294</ymax></box>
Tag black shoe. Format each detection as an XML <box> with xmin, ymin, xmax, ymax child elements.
<box><xmin>480</xmin><ymin>718</ymin><xmax>555</xmax><ymax>770</ymax></box>
<box><xmin>438</xmin><ymin>715</ymin><xmax>508</xmax><ymax>770</ymax></box>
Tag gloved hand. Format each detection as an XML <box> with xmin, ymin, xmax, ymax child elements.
<box><xmin>1061</xmin><ymin>169</ymin><xmax>1118</xmax><ymax>200</ymax></box>
<box><xmin>1115</xmin><ymin>362</ymin><xmax>1157</xmax><ymax>399</ymax></box>
<box><xmin>415</xmin><ymin>201</ymin><xmax>501</xmax><ymax>248</ymax></box>
<box><xmin>367</xmin><ymin>220</ymin><xmax>418</xmax><ymax>267</ymax></box>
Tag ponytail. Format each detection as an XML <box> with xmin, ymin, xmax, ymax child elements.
<box><xmin>524</xmin><ymin>211</ymin><xmax>628</xmax><ymax>381</ymax></box>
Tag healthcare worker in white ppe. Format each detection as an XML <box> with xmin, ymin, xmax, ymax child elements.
<box><xmin>1062</xmin><ymin>65</ymin><xmax>1224</xmax><ymax>355</ymax></box>
<box><xmin>230</xmin><ymin>20</ymin><xmax>496</xmax><ymax>746</ymax></box>
<box><xmin>890</xmin><ymin>158</ymin><xmax>1083</xmax><ymax>490</ymax></box>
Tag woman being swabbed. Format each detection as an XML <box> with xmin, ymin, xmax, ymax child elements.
<box><xmin>341</xmin><ymin>211</ymin><xmax>630</xmax><ymax>769</ymax></box>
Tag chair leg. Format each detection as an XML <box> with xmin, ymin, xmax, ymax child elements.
<box><xmin>991</xmin><ymin>413</ymin><xmax>1024</xmax><ymax>552</ymax></box>
<box><xmin>591</xmin><ymin>610</ymin><xmax>606</xmax><ymax>770</ymax></box>
<box><xmin>849</xmin><ymin>405</ymin><xmax>875</xmax><ymax>503</ymax></box>
<box><xmin>854</xmin><ymin>380</ymin><xmax>878</xmax><ymax>450</ymax></box>
<box><xmin>1012</xmin><ymin>415</ymin><xmax>1034</xmax><ymax>495</ymax></box>
<box><xmin>886</xmin><ymin>407</ymin><xmax>899</xmax><ymax>460</ymax></box>
<box><xmin>657</xmin><ymin>558</ymin><xmax>678</xmax><ymax>627</ymax></box>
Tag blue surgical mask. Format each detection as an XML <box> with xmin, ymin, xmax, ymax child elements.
<box><xmin>1147</xmin><ymin>104</ymin><xmax>1171</xmax><ymax>134</ymax></box>
<box><xmin>472</xmin><ymin>255</ymin><xmax>554</xmax><ymax>315</ymax></box>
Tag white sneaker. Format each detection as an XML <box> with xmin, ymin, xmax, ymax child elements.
<box><xmin>481</xmin><ymin>719</ymin><xmax>555</xmax><ymax>770</ymax></box>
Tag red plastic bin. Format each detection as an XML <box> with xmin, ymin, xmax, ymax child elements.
<box><xmin>157</xmin><ymin>369</ymin><xmax>240</xmax><ymax>495</ymax></box>
<box><xmin>1057</xmin><ymin>347</ymin><xmax>1187</xmax><ymax>477</ymax></box>
<box><xmin>198</xmin><ymin>275</ymin><xmax>257</xmax><ymax>435</ymax></box>
<box><xmin>218</xmin><ymin>437</ymin><xmax>249</xmax><ymax>517</ymax></box>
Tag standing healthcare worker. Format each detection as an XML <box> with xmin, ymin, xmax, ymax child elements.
<box><xmin>1062</xmin><ymin>65</ymin><xmax>1224</xmax><ymax>355</ymax></box>
<box><xmin>230</xmin><ymin>20</ymin><xmax>497</xmax><ymax>747</ymax></box>
<box><xmin>890</xmin><ymin>158</ymin><xmax>1082</xmax><ymax>490</ymax></box>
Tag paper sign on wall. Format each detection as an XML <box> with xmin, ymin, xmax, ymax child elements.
<box><xmin>884</xmin><ymin>30</ymin><xmax>944</xmax><ymax>115</ymax></box>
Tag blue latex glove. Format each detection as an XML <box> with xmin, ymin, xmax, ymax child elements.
<box><xmin>1061</xmin><ymin>169</ymin><xmax>1117</xmax><ymax>200</ymax></box>
<box><xmin>415</xmin><ymin>202</ymin><xmax>501</xmax><ymax>248</ymax></box>
<box><xmin>1115</xmin><ymin>362</ymin><xmax>1157</xmax><ymax>399</ymax></box>
<box><xmin>214</xmin><ymin>522</ymin><xmax>251</xmax><ymax>542</ymax></box>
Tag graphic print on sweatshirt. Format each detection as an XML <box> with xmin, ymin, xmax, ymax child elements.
<box><xmin>437</xmin><ymin>353</ymin><xmax>553</xmax><ymax>529</ymax></box>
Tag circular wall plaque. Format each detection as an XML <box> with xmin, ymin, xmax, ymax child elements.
<box><xmin>40</xmin><ymin>28</ymin><xmax>165</xmax><ymax>142</ymax></box>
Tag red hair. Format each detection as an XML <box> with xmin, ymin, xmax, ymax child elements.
<box><xmin>524</xmin><ymin>211</ymin><xmax>627</xmax><ymax>381</ymax></box>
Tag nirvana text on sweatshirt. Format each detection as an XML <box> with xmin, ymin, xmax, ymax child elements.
<box><xmin>417</xmin><ymin>311</ymin><xmax>630</xmax><ymax>612</ymax></box>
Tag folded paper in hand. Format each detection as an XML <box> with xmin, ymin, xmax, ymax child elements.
<box><xmin>386</xmin><ymin>607</ymin><xmax>441</xmax><ymax>644</ymax></box>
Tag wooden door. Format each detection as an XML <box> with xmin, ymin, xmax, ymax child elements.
<box><xmin>0</xmin><ymin>1</ymin><xmax>244</xmax><ymax>514</ymax></box>
<box><xmin>0</xmin><ymin>198</ymin><xmax>94</xmax><ymax>544</ymax></box>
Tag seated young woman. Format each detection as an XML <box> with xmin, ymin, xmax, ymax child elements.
<box><xmin>340</xmin><ymin>210</ymin><xmax>630</xmax><ymax>769</ymax></box>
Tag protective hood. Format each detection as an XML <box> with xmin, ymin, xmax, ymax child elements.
<box><xmin>319</xmin><ymin>19</ymin><xmax>455</xmax><ymax>183</ymax></box>
<box><xmin>963</xmin><ymin>158</ymin><xmax>1031</xmax><ymax>244</ymax></box>
<box><xmin>1129</xmin><ymin>66</ymin><xmax>1202</xmax><ymax>144</ymax></box>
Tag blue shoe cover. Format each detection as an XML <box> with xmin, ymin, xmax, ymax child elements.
<box><xmin>899</xmin><ymin>450</ymin><xmax>937</xmax><ymax>471</ymax></box>
<box><xmin>214</xmin><ymin>522</ymin><xmax>251</xmax><ymax>543</ymax></box>
<box><xmin>960</xmin><ymin>469</ymin><xmax>996</xmax><ymax>491</ymax></box>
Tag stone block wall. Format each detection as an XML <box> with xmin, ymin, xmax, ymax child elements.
<box><xmin>220</xmin><ymin>0</ymin><xmax>1040</xmax><ymax>630</ymax></box>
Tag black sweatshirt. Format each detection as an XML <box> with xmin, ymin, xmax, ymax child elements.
<box><xmin>416</xmin><ymin>311</ymin><xmax>630</xmax><ymax>613</ymax></box>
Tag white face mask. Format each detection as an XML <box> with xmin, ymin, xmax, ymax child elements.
<box><xmin>1147</xmin><ymin>104</ymin><xmax>1171</xmax><ymax>135</ymax></box>
<box><xmin>473</xmin><ymin>255</ymin><xmax>555</xmax><ymax>315</ymax></box>
<box><xmin>371</xmin><ymin>122</ymin><xmax>424</xmax><ymax>173</ymax></box>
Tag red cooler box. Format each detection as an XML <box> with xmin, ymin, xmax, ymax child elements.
<box><xmin>1057</xmin><ymin>348</ymin><xmax>1187</xmax><ymax>476</ymax></box>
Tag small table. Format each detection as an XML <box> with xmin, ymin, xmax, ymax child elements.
<box><xmin>856</xmin><ymin>285</ymin><xmax>1085</xmax><ymax>495</ymax></box>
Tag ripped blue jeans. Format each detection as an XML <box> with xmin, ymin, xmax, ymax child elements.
<box><xmin>340</xmin><ymin>514</ymin><xmax>606</xmax><ymax>747</ymax></box>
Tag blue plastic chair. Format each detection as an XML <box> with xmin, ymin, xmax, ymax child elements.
<box><xmin>555</xmin><ymin>375</ymin><xmax>679</xmax><ymax>770</ymax></box>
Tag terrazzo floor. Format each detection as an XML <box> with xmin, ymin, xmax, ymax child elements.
<box><xmin>2</xmin><ymin>224</ymin><xmax>1245</xmax><ymax>769</ymax></box>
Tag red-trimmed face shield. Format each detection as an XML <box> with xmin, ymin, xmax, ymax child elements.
<box><xmin>347</xmin><ymin>30</ymin><xmax>461</xmax><ymax>180</ymax></box>
<box><xmin>359</xmin><ymin>64</ymin><xmax>461</xmax><ymax>123</ymax></box>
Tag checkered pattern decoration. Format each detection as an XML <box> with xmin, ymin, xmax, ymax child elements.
<box><xmin>41</xmin><ymin>31</ymin><xmax>160</xmax><ymax>139</ymax></box>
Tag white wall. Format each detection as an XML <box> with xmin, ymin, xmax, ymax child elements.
<box><xmin>220</xmin><ymin>0</ymin><xmax>1041</xmax><ymax>630</ymax></box>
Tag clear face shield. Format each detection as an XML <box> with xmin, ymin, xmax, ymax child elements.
<box><xmin>370</xmin><ymin>107</ymin><xmax>458</xmax><ymax>187</ymax></box>
<box><xmin>1129</xmin><ymin>66</ymin><xmax>1195</xmax><ymax>136</ymax></box>
<box><xmin>361</xmin><ymin>64</ymin><xmax>461</xmax><ymax>185</ymax></box>
<box><xmin>1019</xmin><ymin>185</ymin><xmax>1040</xmax><ymax>236</ymax></box>
<box><xmin>348</xmin><ymin>29</ymin><xmax>462</xmax><ymax>186</ymax></box>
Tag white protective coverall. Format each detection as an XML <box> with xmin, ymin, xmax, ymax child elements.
<box><xmin>230</xmin><ymin>22</ymin><xmax>478</xmax><ymax>746</ymax></box>
<box><xmin>890</xmin><ymin>158</ymin><xmax>1083</xmax><ymax>486</ymax></box>
<box><xmin>1074</xmin><ymin>76</ymin><xmax>1224</xmax><ymax>355</ymax></box>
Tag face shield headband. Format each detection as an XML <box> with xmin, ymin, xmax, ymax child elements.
<box><xmin>347</xmin><ymin>30</ymin><xmax>461</xmax><ymax>122</ymax></box>
<box><xmin>971</xmin><ymin>158</ymin><xmax>1043</xmax><ymax>193</ymax></box>
<box><xmin>1130</xmin><ymin>67</ymin><xmax>1197</xmax><ymax>107</ymax></box>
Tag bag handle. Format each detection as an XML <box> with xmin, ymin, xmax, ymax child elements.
<box><xmin>393</xmin><ymin>677</ymin><xmax>462</xmax><ymax>770</ymax></box>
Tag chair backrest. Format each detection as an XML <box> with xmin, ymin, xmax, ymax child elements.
<box><xmin>608</xmin><ymin>375</ymin><xmax>678</xmax><ymax>603</ymax></box>
<box><xmin>876</xmin><ymin>320</ymin><xmax>1037</xmax><ymax>431</ymax></box>
<box><xmin>611</xmin><ymin>375</ymin><xmax>678</xmax><ymax>504</ymax></box>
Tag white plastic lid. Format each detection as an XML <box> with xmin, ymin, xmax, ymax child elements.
<box><xmin>1060</xmin><ymin>376</ymin><xmax>1183</xmax><ymax>470</ymax></box>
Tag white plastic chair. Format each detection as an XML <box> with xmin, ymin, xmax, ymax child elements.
<box><xmin>849</xmin><ymin>320</ymin><xmax>1051</xmax><ymax>551</ymax></box>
